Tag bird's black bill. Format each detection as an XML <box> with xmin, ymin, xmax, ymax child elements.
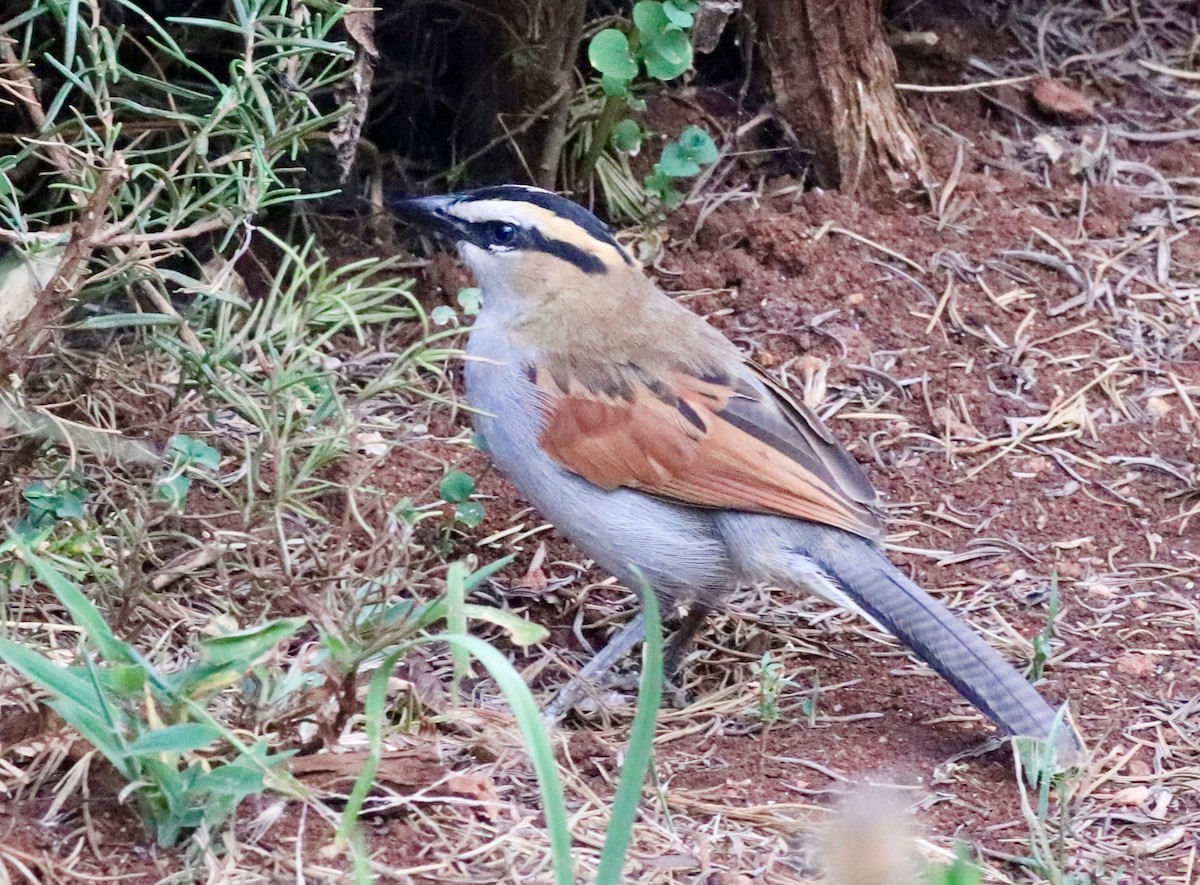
<box><xmin>388</xmin><ymin>193</ymin><xmax>468</xmax><ymax>242</ymax></box>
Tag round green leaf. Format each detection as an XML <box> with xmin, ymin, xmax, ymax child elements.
<box><xmin>612</xmin><ymin>119</ymin><xmax>644</xmax><ymax>153</ymax></box>
<box><xmin>439</xmin><ymin>470</ymin><xmax>476</xmax><ymax>503</ymax></box>
<box><xmin>633</xmin><ymin>2</ymin><xmax>670</xmax><ymax>39</ymax></box>
<box><xmin>430</xmin><ymin>304</ymin><xmax>457</xmax><ymax>326</ymax></box>
<box><xmin>662</xmin><ymin>2</ymin><xmax>694</xmax><ymax>27</ymax></box>
<box><xmin>589</xmin><ymin>29</ymin><xmax>637</xmax><ymax>80</ymax></box>
<box><xmin>643</xmin><ymin>27</ymin><xmax>692</xmax><ymax>80</ymax></box>
<box><xmin>54</xmin><ymin>493</ymin><xmax>85</xmax><ymax>520</ymax></box>
<box><xmin>456</xmin><ymin>287</ymin><xmax>483</xmax><ymax>315</ymax></box>
<box><xmin>678</xmin><ymin>125</ymin><xmax>719</xmax><ymax>164</ymax></box>
<box><xmin>658</xmin><ymin>142</ymin><xmax>701</xmax><ymax>177</ymax></box>
<box><xmin>455</xmin><ymin>501</ymin><xmax>485</xmax><ymax>528</ymax></box>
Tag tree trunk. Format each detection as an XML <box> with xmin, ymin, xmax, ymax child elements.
<box><xmin>749</xmin><ymin>0</ymin><xmax>932</xmax><ymax>199</ymax></box>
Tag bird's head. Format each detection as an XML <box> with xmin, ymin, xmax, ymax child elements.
<box><xmin>391</xmin><ymin>185</ymin><xmax>636</xmax><ymax>300</ymax></box>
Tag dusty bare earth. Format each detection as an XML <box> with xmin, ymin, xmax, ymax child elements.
<box><xmin>2</xmin><ymin>2</ymin><xmax>1200</xmax><ymax>883</ymax></box>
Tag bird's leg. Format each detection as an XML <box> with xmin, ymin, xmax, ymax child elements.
<box><xmin>543</xmin><ymin>602</ymin><xmax>716</xmax><ymax>721</ymax></box>
<box><xmin>543</xmin><ymin>612</ymin><xmax>647</xmax><ymax>721</ymax></box>
<box><xmin>663</xmin><ymin>602</ymin><xmax>712</xmax><ymax>676</ymax></box>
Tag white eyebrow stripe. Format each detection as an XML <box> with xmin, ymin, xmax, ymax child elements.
<box><xmin>450</xmin><ymin>199</ymin><xmax>558</xmax><ymax>228</ymax></box>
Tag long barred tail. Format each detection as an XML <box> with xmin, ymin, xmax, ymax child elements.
<box><xmin>803</xmin><ymin>530</ymin><xmax>1083</xmax><ymax>759</ymax></box>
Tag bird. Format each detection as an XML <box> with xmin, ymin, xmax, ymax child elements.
<box><xmin>391</xmin><ymin>184</ymin><xmax>1081</xmax><ymax>758</ymax></box>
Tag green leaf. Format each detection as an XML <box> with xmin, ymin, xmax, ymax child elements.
<box><xmin>73</xmin><ymin>312</ymin><xmax>178</xmax><ymax>331</ymax></box>
<box><xmin>678</xmin><ymin>124</ymin><xmax>719</xmax><ymax>163</ymax></box>
<box><xmin>643</xmin><ymin>26</ymin><xmax>692</xmax><ymax>80</ymax></box>
<box><xmin>158</xmin><ymin>474</ymin><xmax>191</xmax><ymax>509</ymax></box>
<box><xmin>103</xmin><ymin>664</ymin><xmax>149</xmax><ymax>698</ymax></box>
<box><xmin>192</xmin><ymin>762</ymin><xmax>265</xmax><ymax>798</ymax></box>
<box><xmin>632</xmin><ymin>1</ymin><xmax>670</xmax><ymax>39</ymax></box>
<box><xmin>414</xmin><ymin>633</ymin><xmax>575</xmax><ymax>882</ymax></box>
<box><xmin>456</xmin><ymin>287</ymin><xmax>483</xmax><ymax>315</ymax></box>
<box><xmin>439</xmin><ymin>470</ymin><xmax>475</xmax><ymax>503</ymax></box>
<box><xmin>47</xmin><ymin>696</ymin><xmax>131</xmax><ymax>769</ymax></box>
<box><xmin>600</xmin><ymin>74</ymin><xmax>631</xmax><ymax>98</ymax></box>
<box><xmin>612</xmin><ymin>119</ymin><xmax>643</xmax><ymax>153</ymax></box>
<box><xmin>200</xmin><ymin>617</ymin><xmax>307</xmax><ymax>668</ymax></box>
<box><xmin>589</xmin><ymin>29</ymin><xmax>637</xmax><ymax>81</ymax></box>
<box><xmin>430</xmin><ymin>304</ymin><xmax>457</xmax><ymax>326</ymax></box>
<box><xmin>662</xmin><ymin>1</ymin><xmax>694</xmax><ymax>27</ymax></box>
<box><xmin>454</xmin><ymin>501</ymin><xmax>485</xmax><ymax>528</ymax></box>
<box><xmin>21</xmin><ymin>545</ymin><xmax>130</xmax><ymax>663</ymax></box>
<box><xmin>461</xmin><ymin>603</ymin><xmax>549</xmax><ymax>646</ymax></box>
<box><xmin>22</xmin><ymin>481</ymin><xmax>88</xmax><ymax>526</ymax></box>
<box><xmin>597</xmin><ymin>589</ymin><xmax>662</xmax><ymax>884</ymax></box>
<box><xmin>125</xmin><ymin>723</ymin><xmax>222</xmax><ymax>756</ymax></box>
<box><xmin>659</xmin><ymin>142</ymin><xmax>701</xmax><ymax>177</ymax></box>
<box><xmin>167</xmin><ymin>434</ymin><xmax>220</xmax><ymax>471</ymax></box>
<box><xmin>644</xmin><ymin>165</ymin><xmax>676</xmax><ymax>199</ymax></box>
<box><xmin>462</xmin><ymin>553</ymin><xmax>516</xmax><ymax>592</ymax></box>
<box><xmin>0</xmin><ymin>638</ymin><xmax>101</xmax><ymax>716</ymax></box>
<box><xmin>54</xmin><ymin>491</ymin><xmax>85</xmax><ymax>520</ymax></box>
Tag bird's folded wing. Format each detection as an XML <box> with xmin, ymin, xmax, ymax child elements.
<box><xmin>532</xmin><ymin>357</ymin><xmax>883</xmax><ymax>541</ymax></box>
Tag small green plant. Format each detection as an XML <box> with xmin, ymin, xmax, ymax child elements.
<box><xmin>439</xmin><ymin>469</ymin><xmax>485</xmax><ymax>529</ymax></box>
<box><xmin>331</xmin><ymin>558</ymin><xmax>570</xmax><ymax>876</ymax></box>
<box><xmin>0</xmin><ymin>539</ymin><xmax>304</xmax><ymax>846</ymax></box>
<box><xmin>19</xmin><ymin>478</ymin><xmax>88</xmax><ymax>534</ymax></box>
<box><xmin>456</xmin><ymin>286</ymin><xmax>484</xmax><ymax>316</ymax></box>
<box><xmin>1029</xmin><ymin>572</ymin><xmax>1062</xmax><ymax>681</ymax></box>
<box><xmin>589</xmin><ymin>1</ymin><xmax>699</xmax><ymax>95</ymax></box>
<box><xmin>164</xmin><ymin>231</ymin><xmax>448</xmax><ymax>529</ymax></box>
<box><xmin>753</xmin><ymin>651</ymin><xmax>797</xmax><ymax>726</ymax></box>
<box><xmin>1</xmin><ymin>0</ymin><xmax>358</xmax><ymax>370</ymax></box>
<box><xmin>158</xmin><ymin>434</ymin><xmax>221</xmax><ymax>510</ymax></box>
<box><xmin>581</xmin><ymin>1</ymin><xmax>719</xmax><ymax>218</ymax></box>
<box><xmin>1010</xmin><ymin>710</ymin><xmax>1088</xmax><ymax>884</ymax></box>
<box><xmin>924</xmin><ymin>842</ymin><xmax>985</xmax><ymax>885</ymax></box>
<box><xmin>643</xmin><ymin>125</ymin><xmax>720</xmax><ymax>208</ymax></box>
<box><xmin>799</xmin><ymin>671</ymin><xmax>822</xmax><ymax>727</ymax></box>
<box><xmin>430</xmin><ymin>288</ymin><xmax>485</xmax><ymax>327</ymax></box>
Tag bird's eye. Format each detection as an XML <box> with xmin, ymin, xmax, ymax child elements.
<box><xmin>487</xmin><ymin>222</ymin><xmax>517</xmax><ymax>246</ymax></box>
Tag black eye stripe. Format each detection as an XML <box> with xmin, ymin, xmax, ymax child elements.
<box><xmin>456</xmin><ymin>186</ymin><xmax>633</xmax><ymax>266</ymax></box>
<box><xmin>529</xmin><ymin>227</ymin><xmax>606</xmax><ymax>275</ymax></box>
<box><xmin>464</xmin><ymin>221</ymin><xmax>608</xmax><ymax>275</ymax></box>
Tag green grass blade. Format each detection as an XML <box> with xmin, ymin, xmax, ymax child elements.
<box><xmin>334</xmin><ymin>647</ymin><xmax>406</xmax><ymax>849</ymax></box>
<box><xmin>596</xmin><ymin>589</ymin><xmax>663</xmax><ymax>885</ymax></box>
<box><xmin>445</xmin><ymin>560</ymin><xmax>471</xmax><ymax>690</ymax></box>
<box><xmin>124</xmin><ymin>723</ymin><xmax>222</xmax><ymax>756</ymax></box>
<box><xmin>418</xmin><ymin>633</ymin><xmax>575</xmax><ymax>885</ymax></box>
<box><xmin>18</xmin><ymin>541</ymin><xmax>130</xmax><ymax>663</ymax></box>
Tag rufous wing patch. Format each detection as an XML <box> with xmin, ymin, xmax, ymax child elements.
<box><xmin>532</xmin><ymin>360</ymin><xmax>879</xmax><ymax>539</ymax></box>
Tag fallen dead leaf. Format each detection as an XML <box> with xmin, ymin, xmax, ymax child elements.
<box><xmin>1029</xmin><ymin>77</ymin><xmax>1096</xmax><ymax>122</ymax></box>
<box><xmin>445</xmin><ymin>772</ymin><xmax>503</xmax><ymax>819</ymax></box>
<box><xmin>1110</xmin><ymin>785</ymin><xmax>1150</xmax><ymax>807</ymax></box>
<box><xmin>1115</xmin><ymin>653</ymin><xmax>1156</xmax><ymax>677</ymax></box>
<box><xmin>1131</xmin><ymin>826</ymin><xmax>1185</xmax><ymax>857</ymax></box>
